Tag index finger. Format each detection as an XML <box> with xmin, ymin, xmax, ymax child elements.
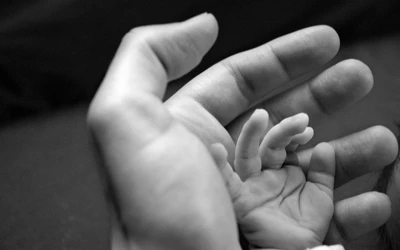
<box><xmin>168</xmin><ymin>25</ymin><xmax>340</xmax><ymax>126</ymax></box>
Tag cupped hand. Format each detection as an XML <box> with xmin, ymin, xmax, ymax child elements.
<box><xmin>164</xmin><ymin>15</ymin><xmax>398</xmax><ymax>247</ymax></box>
<box><xmin>88</xmin><ymin>13</ymin><xmax>399</xmax><ymax>249</ymax></box>
<box><xmin>88</xmin><ymin>13</ymin><xmax>240</xmax><ymax>250</ymax></box>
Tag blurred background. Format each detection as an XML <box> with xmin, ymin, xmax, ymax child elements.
<box><xmin>1</xmin><ymin>0</ymin><xmax>400</xmax><ymax>249</ymax></box>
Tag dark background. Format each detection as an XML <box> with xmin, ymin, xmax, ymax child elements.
<box><xmin>1</xmin><ymin>1</ymin><xmax>400</xmax><ymax>249</ymax></box>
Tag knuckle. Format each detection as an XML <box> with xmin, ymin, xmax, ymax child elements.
<box><xmin>367</xmin><ymin>126</ymin><xmax>398</xmax><ymax>164</ymax></box>
<box><xmin>122</xmin><ymin>26</ymin><xmax>150</xmax><ymax>44</ymax></box>
<box><xmin>220</xmin><ymin>58</ymin><xmax>256</xmax><ymax>102</ymax></box>
<box><xmin>369</xmin><ymin>125</ymin><xmax>392</xmax><ymax>139</ymax></box>
<box><xmin>88</xmin><ymin>93</ymin><xmax>171</xmax><ymax>138</ymax></box>
<box><xmin>87</xmin><ymin>96</ymin><xmax>130</xmax><ymax>134</ymax></box>
<box><xmin>121</xmin><ymin>26</ymin><xmax>157</xmax><ymax>54</ymax></box>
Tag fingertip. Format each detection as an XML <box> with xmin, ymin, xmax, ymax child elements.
<box><xmin>310</xmin><ymin>59</ymin><xmax>373</xmax><ymax>114</ymax></box>
<box><xmin>278</xmin><ymin>112</ymin><xmax>309</xmax><ymax>134</ymax></box>
<box><xmin>354</xmin><ymin>191</ymin><xmax>392</xmax><ymax>225</ymax></box>
<box><xmin>286</xmin><ymin>126</ymin><xmax>314</xmax><ymax>153</ymax></box>
<box><xmin>304</xmin><ymin>25</ymin><xmax>340</xmax><ymax>62</ymax></box>
<box><xmin>189</xmin><ymin>12</ymin><xmax>218</xmax><ymax>25</ymax></box>
<box><xmin>210</xmin><ymin>143</ymin><xmax>228</xmax><ymax>157</ymax></box>
<box><xmin>294</xmin><ymin>113</ymin><xmax>309</xmax><ymax>131</ymax></box>
<box><xmin>314</xmin><ymin>25</ymin><xmax>340</xmax><ymax>53</ymax></box>
<box><xmin>336</xmin><ymin>126</ymin><xmax>399</xmax><ymax>175</ymax></box>
<box><xmin>185</xmin><ymin>12</ymin><xmax>219</xmax><ymax>45</ymax></box>
<box><xmin>369</xmin><ymin>125</ymin><xmax>399</xmax><ymax>164</ymax></box>
<box><xmin>339</xmin><ymin>59</ymin><xmax>374</xmax><ymax>97</ymax></box>
<box><xmin>300</xmin><ymin>126</ymin><xmax>314</xmax><ymax>141</ymax></box>
<box><xmin>295</xmin><ymin>112</ymin><xmax>309</xmax><ymax>124</ymax></box>
<box><xmin>311</xmin><ymin>142</ymin><xmax>336</xmax><ymax>176</ymax></box>
<box><xmin>365</xmin><ymin>191</ymin><xmax>392</xmax><ymax>223</ymax></box>
<box><xmin>334</xmin><ymin>192</ymin><xmax>391</xmax><ymax>240</ymax></box>
<box><xmin>315</xmin><ymin>142</ymin><xmax>335</xmax><ymax>154</ymax></box>
<box><xmin>241</xmin><ymin>109</ymin><xmax>269</xmax><ymax>134</ymax></box>
<box><xmin>126</xmin><ymin>13</ymin><xmax>220</xmax><ymax>81</ymax></box>
<box><xmin>314</xmin><ymin>142</ymin><xmax>335</xmax><ymax>160</ymax></box>
<box><xmin>294</xmin><ymin>126</ymin><xmax>314</xmax><ymax>146</ymax></box>
<box><xmin>306</xmin><ymin>126</ymin><xmax>315</xmax><ymax>140</ymax></box>
<box><xmin>267</xmin><ymin>25</ymin><xmax>341</xmax><ymax>79</ymax></box>
<box><xmin>252</xmin><ymin>108</ymin><xmax>269</xmax><ymax>120</ymax></box>
<box><xmin>210</xmin><ymin>143</ymin><xmax>228</xmax><ymax>168</ymax></box>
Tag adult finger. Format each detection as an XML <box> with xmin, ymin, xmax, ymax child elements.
<box><xmin>181</xmin><ymin>25</ymin><xmax>340</xmax><ymax>124</ymax></box>
<box><xmin>296</xmin><ymin>126</ymin><xmax>398</xmax><ymax>187</ymax></box>
<box><xmin>325</xmin><ymin>192</ymin><xmax>391</xmax><ymax>244</ymax></box>
<box><xmin>263</xmin><ymin>59</ymin><xmax>373</xmax><ymax>126</ymax></box>
<box><xmin>166</xmin><ymin>25</ymin><xmax>340</xmax><ymax>148</ymax></box>
<box><xmin>226</xmin><ymin>58</ymin><xmax>373</xmax><ymax>147</ymax></box>
<box><xmin>88</xmin><ymin>11</ymin><xmax>219</xmax><ymax>194</ymax></box>
<box><xmin>88</xmin><ymin>13</ymin><xmax>218</xmax><ymax>149</ymax></box>
<box><xmin>92</xmin><ymin>12</ymin><xmax>218</xmax><ymax>104</ymax></box>
<box><xmin>88</xmin><ymin>14</ymin><xmax>242</xmax><ymax>250</ymax></box>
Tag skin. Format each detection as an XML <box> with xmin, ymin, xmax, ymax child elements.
<box><xmin>212</xmin><ymin>142</ymin><xmax>335</xmax><ymax>250</ymax></box>
<box><xmin>211</xmin><ymin>110</ymin><xmax>335</xmax><ymax>250</ymax></box>
<box><xmin>87</xmin><ymin>13</ymin><xmax>398</xmax><ymax>249</ymax></box>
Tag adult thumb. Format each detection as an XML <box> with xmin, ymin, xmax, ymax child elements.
<box><xmin>99</xmin><ymin>13</ymin><xmax>218</xmax><ymax>100</ymax></box>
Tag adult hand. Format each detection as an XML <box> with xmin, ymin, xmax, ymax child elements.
<box><xmin>164</xmin><ymin>14</ymin><xmax>398</xmax><ymax>247</ymax></box>
<box><xmin>88</xmin><ymin>13</ymin><xmax>398</xmax><ymax>249</ymax></box>
<box><xmin>88</xmin><ymin>13</ymin><xmax>240</xmax><ymax>250</ymax></box>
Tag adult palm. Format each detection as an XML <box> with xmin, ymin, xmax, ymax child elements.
<box><xmin>88</xmin><ymin>13</ymin><xmax>398</xmax><ymax>249</ymax></box>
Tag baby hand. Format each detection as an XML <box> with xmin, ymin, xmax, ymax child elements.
<box><xmin>211</xmin><ymin>110</ymin><xmax>335</xmax><ymax>250</ymax></box>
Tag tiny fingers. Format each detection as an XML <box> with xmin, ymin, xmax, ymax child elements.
<box><xmin>210</xmin><ymin>143</ymin><xmax>242</xmax><ymax>200</ymax></box>
<box><xmin>286</xmin><ymin>126</ymin><xmax>314</xmax><ymax>152</ymax></box>
<box><xmin>234</xmin><ymin>109</ymin><xmax>269</xmax><ymax>180</ymax></box>
<box><xmin>259</xmin><ymin>113</ymin><xmax>309</xmax><ymax>169</ymax></box>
